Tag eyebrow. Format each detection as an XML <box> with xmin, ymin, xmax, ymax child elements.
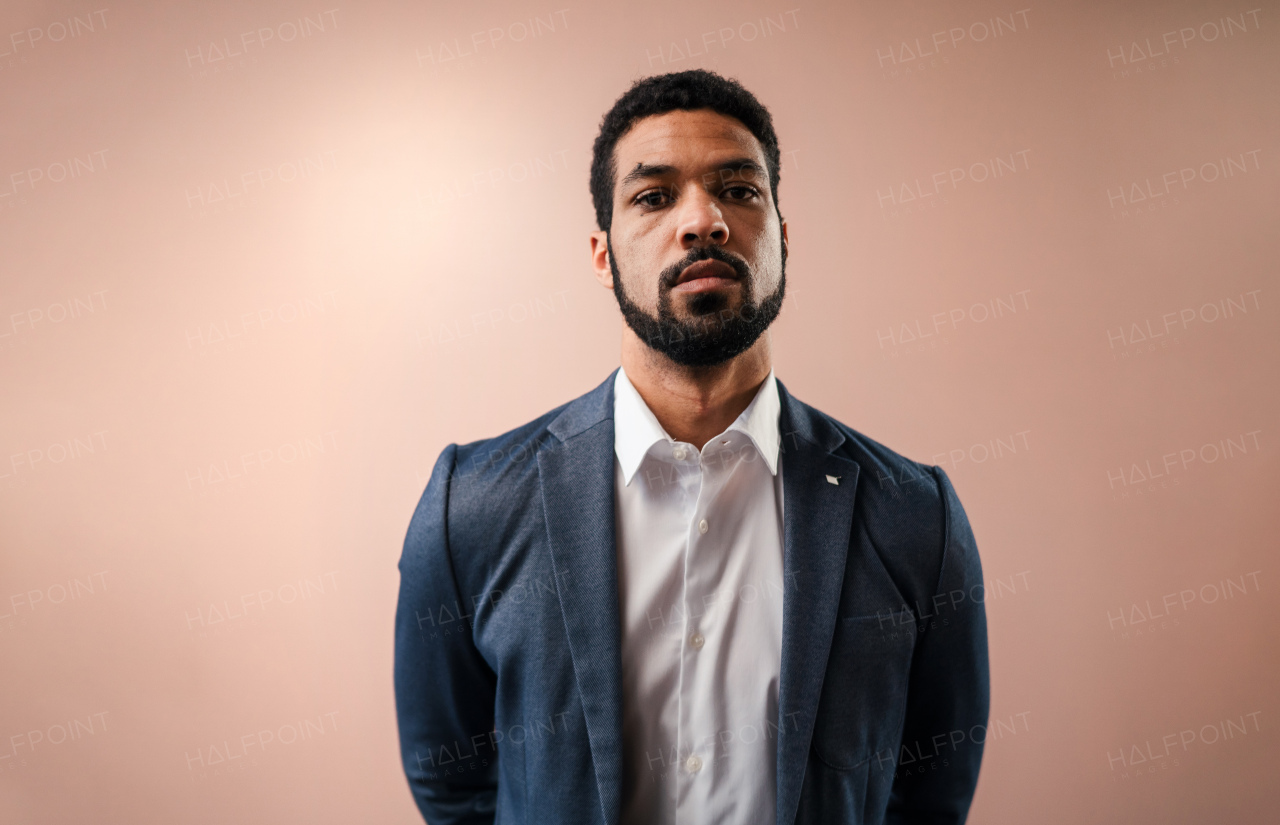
<box><xmin>714</xmin><ymin>158</ymin><xmax>768</xmax><ymax>180</ymax></box>
<box><xmin>619</xmin><ymin>162</ymin><xmax>676</xmax><ymax>189</ymax></box>
<box><xmin>619</xmin><ymin>157</ymin><xmax>769</xmax><ymax>190</ymax></box>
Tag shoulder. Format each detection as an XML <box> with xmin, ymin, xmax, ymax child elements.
<box><xmin>416</xmin><ymin>400</ymin><xmax>569</xmax><ymax>532</ymax></box>
<box><xmin>827</xmin><ymin>414</ymin><xmax>942</xmax><ymax>508</ymax></box>
<box><xmin>401</xmin><ymin>404</ymin><xmax>567</xmax><ymax>598</ymax></box>
<box><xmin>788</xmin><ymin>394</ymin><xmax>957</xmax><ymax>597</ymax></box>
<box><xmin>450</xmin><ymin>403</ymin><xmax>568</xmax><ymax>489</ymax></box>
<box><xmin>409</xmin><ymin>372</ymin><xmax>616</xmax><ymax>546</ymax></box>
<box><xmin>784</xmin><ymin>393</ymin><xmax>944</xmax><ymax>512</ymax></box>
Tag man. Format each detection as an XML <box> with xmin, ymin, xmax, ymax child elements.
<box><xmin>395</xmin><ymin>70</ymin><xmax>990</xmax><ymax>825</ymax></box>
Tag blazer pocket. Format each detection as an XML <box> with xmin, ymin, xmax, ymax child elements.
<box><xmin>811</xmin><ymin>615</ymin><xmax>916</xmax><ymax>771</ymax></box>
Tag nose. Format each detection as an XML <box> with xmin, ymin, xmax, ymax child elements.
<box><xmin>675</xmin><ymin>187</ymin><xmax>729</xmax><ymax>249</ymax></box>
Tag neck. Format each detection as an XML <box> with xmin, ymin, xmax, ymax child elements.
<box><xmin>620</xmin><ymin>329</ymin><xmax>773</xmax><ymax>450</ymax></box>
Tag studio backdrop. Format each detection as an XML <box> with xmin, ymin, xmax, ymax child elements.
<box><xmin>1</xmin><ymin>0</ymin><xmax>1276</xmax><ymax>823</ymax></box>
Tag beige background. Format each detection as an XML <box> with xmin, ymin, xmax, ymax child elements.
<box><xmin>1</xmin><ymin>1</ymin><xmax>1277</xmax><ymax>822</ymax></box>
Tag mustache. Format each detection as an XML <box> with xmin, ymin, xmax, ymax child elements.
<box><xmin>658</xmin><ymin>246</ymin><xmax>752</xmax><ymax>289</ymax></box>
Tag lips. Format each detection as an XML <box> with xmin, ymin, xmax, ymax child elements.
<box><xmin>672</xmin><ymin>259</ymin><xmax>739</xmax><ymax>289</ymax></box>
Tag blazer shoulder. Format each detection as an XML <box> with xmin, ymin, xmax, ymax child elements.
<box><xmin>793</xmin><ymin>399</ymin><xmax>939</xmax><ymax>501</ymax></box>
<box><xmin>805</xmin><ymin>403</ymin><xmax>953</xmax><ymax>599</ymax></box>
<box><xmin>404</xmin><ymin>402</ymin><xmax>567</xmax><ymax>588</ymax></box>
<box><xmin>410</xmin><ymin>372</ymin><xmax>616</xmax><ymax>581</ymax></box>
<box><xmin>432</xmin><ymin>370</ymin><xmax>616</xmax><ymax>500</ymax></box>
<box><xmin>448</xmin><ymin>403</ymin><xmax>568</xmax><ymax>488</ymax></box>
<box><xmin>832</xmin><ymin>418</ymin><xmax>940</xmax><ymax>504</ymax></box>
<box><xmin>417</xmin><ymin>399</ymin><xmax>568</xmax><ymax>545</ymax></box>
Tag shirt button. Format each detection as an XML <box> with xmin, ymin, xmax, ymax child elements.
<box><xmin>686</xmin><ymin>754</ymin><xmax>702</xmax><ymax>773</ymax></box>
<box><xmin>698</xmin><ymin>519</ymin><xmax>709</xmax><ymax>534</ymax></box>
<box><xmin>673</xmin><ymin>446</ymin><xmax>687</xmax><ymax>460</ymax></box>
<box><xmin>690</xmin><ymin>632</ymin><xmax>705</xmax><ymax>649</ymax></box>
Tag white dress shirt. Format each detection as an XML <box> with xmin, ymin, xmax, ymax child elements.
<box><xmin>613</xmin><ymin>367</ymin><xmax>785</xmax><ymax>825</ymax></box>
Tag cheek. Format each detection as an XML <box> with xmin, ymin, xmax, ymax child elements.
<box><xmin>746</xmin><ymin>229</ymin><xmax>784</xmax><ymax>283</ymax></box>
<box><xmin>630</xmin><ymin>221</ymin><xmax>673</xmax><ymax>261</ymax></box>
<box><xmin>637</xmin><ymin>228</ymin><xmax>670</xmax><ymax>260</ymax></box>
<box><xmin>613</xmin><ymin>235</ymin><xmax>663</xmax><ymax>303</ymax></box>
<box><xmin>730</xmin><ymin>211</ymin><xmax>774</xmax><ymax>251</ymax></box>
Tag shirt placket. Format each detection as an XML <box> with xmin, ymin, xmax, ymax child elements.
<box><xmin>673</xmin><ymin>439</ymin><xmax>729</xmax><ymax>822</ymax></box>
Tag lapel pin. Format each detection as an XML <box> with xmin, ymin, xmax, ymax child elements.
<box><xmin>825</xmin><ymin>474</ymin><xmax>840</xmax><ymax>485</ymax></box>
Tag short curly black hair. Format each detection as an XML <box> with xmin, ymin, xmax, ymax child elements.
<box><xmin>589</xmin><ymin>70</ymin><xmax>782</xmax><ymax>232</ymax></box>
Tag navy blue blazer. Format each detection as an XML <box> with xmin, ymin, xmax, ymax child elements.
<box><xmin>395</xmin><ymin>371</ymin><xmax>989</xmax><ymax>825</ymax></box>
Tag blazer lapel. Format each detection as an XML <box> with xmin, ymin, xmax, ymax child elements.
<box><xmin>538</xmin><ymin>376</ymin><xmax>623</xmax><ymax>825</ymax></box>
<box><xmin>775</xmin><ymin>384</ymin><xmax>861</xmax><ymax>825</ymax></box>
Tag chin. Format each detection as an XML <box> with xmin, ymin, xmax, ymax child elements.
<box><xmin>683</xmin><ymin>292</ymin><xmax>733</xmax><ymax>316</ymax></box>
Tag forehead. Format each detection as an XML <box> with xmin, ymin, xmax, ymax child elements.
<box><xmin>613</xmin><ymin>109</ymin><xmax>766</xmax><ymax>178</ymax></box>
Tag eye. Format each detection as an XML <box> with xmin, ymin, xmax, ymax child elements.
<box><xmin>722</xmin><ymin>185</ymin><xmax>759</xmax><ymax>201</ymax></box>
<box><xmin>634</xmin><ymin>189</ymin><xmax>672</xmax><ymax>208</ymax></box>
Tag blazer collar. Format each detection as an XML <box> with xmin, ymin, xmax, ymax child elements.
<box><xmin>546</xmin><ymin>369</ymin><xmax>618</xmax><ymax>443</ymax></box>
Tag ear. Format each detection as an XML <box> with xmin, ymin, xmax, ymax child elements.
<box><xmin>781</xmin><ymin>219</ymin><xmax>789</xmax><ymax>250</ymax></box>
<box><xmin>589</xmin><ymin>230</ymin><xmax>613</xmax><ymax>289</ymax></box>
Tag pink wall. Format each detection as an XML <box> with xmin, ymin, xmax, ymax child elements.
<box><xmin>1</xmin><ymin>1</ymin><xmax>1276</xmax><ymax>822</ymax></box>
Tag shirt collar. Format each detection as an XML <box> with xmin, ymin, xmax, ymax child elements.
<box><xmin>613</xmin><ymin>366</ymin><xmax>781</xmax><ymax>486</ymax></box>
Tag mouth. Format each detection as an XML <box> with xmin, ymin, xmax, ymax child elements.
<box><xmin>670</xmin><ymin>259</ymin><xmax>741</xmax><ymax>294</ymax></box>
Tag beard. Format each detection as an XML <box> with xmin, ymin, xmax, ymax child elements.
<box><xmin>609</xmin><ymin>238</ymin><xmax>786</xmax><ymax>368</ymax></box>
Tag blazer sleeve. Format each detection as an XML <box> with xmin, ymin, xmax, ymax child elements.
<box><xmin>885</xmin><ymin>466</ymin><xmax>991</xmax><ymax>824</ymax></box>
<box><xmin>394</xmin><ymin>444</ymin><xmax>500</xmax><ymax>825</ymax></box>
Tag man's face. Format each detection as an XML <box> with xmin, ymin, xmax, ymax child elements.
<box><xmin>590</xmin><ymin>109</ymin><xmax>787</xmax><ymax>367</ymax></box>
